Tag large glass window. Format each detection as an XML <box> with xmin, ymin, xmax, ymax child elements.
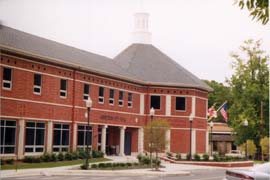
<box><xmin>33</xmin><ymin>74</ymin><xmax>42</xmax><ymax>94</ymax></box>
<box><xmin>83</xmin><ymin>84</ymin><xmax>90</xmax><ymax>100</ymax></box>
<box><xmin>175</xmin><ymin>97</ymin><xmax>186</xmax><ymax>111</ymax></box>
<box><xmin>99</xmin><ymin>87</ymin><xmax>104</xmax><ymax>103</ymax></box>
<box><xmin>150</xmin><ymin>95</ymin><xmax>161</xmax><ymax>109</ymax></box>
<box><xmin>118</xmin><ymin>91</ymin><xmax>124</xmax><ymax>106</ymax></box>
<box><xmin>60</xmin><ymin>79</ymin><xmax>67</xmax><ymax>97</ymax></box>
<box><xmin>53</xmin><ymin>123</ymin><xmax>70</xmax><ymax>152</ymax></box>
<box><xmin>2</xmin><ymin>67</ymin><xmax>12</xmax><ymax>89</ymax></box>
<box><xmin>128</xmin><ymin>92</ymin><xmax>132</xmax><ymax>108</ymax></box>
<box><xmin>0</xmin><ymin>120</ymin><xmax>16</xmax><ymax>154</ymax></box>
<box><xmin>25</xmin><ymin>122</ymin><xmax>45</xmax><ymax>153</ymax></box>
<box><xmin>77</xmin><ymin>125</ymin><xmax>92</xmax><ymax>150</ymax></box>
<box><xmin>109</xmin><ymin>89</ymin><xmax>114</xmax><ymax>105</ymax></box>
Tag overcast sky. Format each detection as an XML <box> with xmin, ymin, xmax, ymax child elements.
<box><xmin>0</xmin><ymin>0</ymin><xmax>269</xmax><ymax>83</ymax></box>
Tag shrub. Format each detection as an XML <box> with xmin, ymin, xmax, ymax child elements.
<box><xmin>105</xmin><ymin>163</ymin><xmax>112</xmax><ymax>168</ymax></box>
<box><xmin>41</xmin><ymin>153</ymin><xmax>51</xmax><ymax>162</ymax></box>
<box><xmin>23</xmin><ymin>156</ymin><xmax>33</xmax><ymax>163</ymax></box>
<box><xmin>80</xmin><ymin>163</ymin><xmax>89</xmax><ymax>170</ymax></box>
<box><xmin>126</xmin><ymin>162</ymin><xmax>132</xmax><ymax>167</ymax></box>
<box><xmin>65</xmin><ymin>152</ymin><xmax>73</xmax><ymax>161</ymax></box>
<box><xmin>51</xmin><ymin>153</ymin><xmax>57</xmax><ymax>162</ymax></box>
<box><xmin>78</xmin><ymin>149</ymin><xmax>86</xmax><ymax>159</ymax></box>
<box><xmin>32</xmin><ymin>157</ymin><xmax>41</xmax><ymax>163</ymax></box>
<box><xmin>133</xmin><ymin>162</ymin><xmax>139</xmax><ymax>166</ymax></box>
<box><xmin>98</xmin><ymin>163</ymin><xmax>106</xmax><ymax>168</ymax></box>
<box><xmin>166</xmin><ymin>152</ymin><xmax>173</xmax><ymax>159</ymax></box>
<box><xmin>202</xmin><ymin>154</ymin><xmax>209</xmax><ymax>161</ymax></box>
<box><xmin>72</xmin><ymin>151</ymin><xmax>78</xmax><ymax>160</ymax></box>
<box><xmin>194</xmin><ymin>154</ymin><xmax>200</xmax><ymax>161</ymax></box>
<box><xmin>58</xmin><ymin>152</ymin><xmax>64</xmax><ymax>161</ymax></box>
<box><xmin>153</xmin><ymin>158</ymin><xmax>161</xmax><ymax>166</ymax></box>
<box><xmin>119</xmin><ymin>162</ymin><xmax>126</xmax><ymax>167</ymax></box>
<box><xmin>176</xmin><ymin>153</ymin><xmax>181</xmax><ymax>160</ymax></box>
<box><xmin>92</xmin><ymin>150</ymin><xmax>104</xmax><ymax>158</ymax></box>
<box><xmin>137</xmin><ymin>154</ymin><xmax>143</xmax><ymax>162</ymax></box>
<box><xmin>142</xmin><ymin>156</ymin><xmax>150</xmax><ymax>165</ymax></box>
<box><xmin>5</xmin><ymin>159</ymin><xmax>14</xmax><ymax>164</ymax></box>
<box><xmin>186</xmin><ymin>153</ymin><xmax>191</xmax><ymax>160</ymax></box>
<box><xmin>213</xmin><ymin>154</ymin><xmax>220</xmax><ymax>161</ymax></box>
<box><xmin>91</xmin><ymin>164</ymin><xmax>98</xmax><ymax>168</ymax></box>
<box><xmin>1</xmin><ymin>159</ymin><xmax>4</xmax><ymax>165</ymax></box>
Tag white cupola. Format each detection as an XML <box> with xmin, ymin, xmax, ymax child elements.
<box><xmin>132</xmin><ymin>12</ymin><xmax>151</xmax><ymax>44</ymax></box>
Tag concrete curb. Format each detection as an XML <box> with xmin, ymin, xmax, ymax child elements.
<box><xmin>1</xmin><ymin>169</ymin><xmax>190</xmax><ymax>178</ymax></box>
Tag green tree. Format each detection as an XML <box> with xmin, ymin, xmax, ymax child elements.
<box><xmin>235</xmin><ymin>0</ymin><xmax>269</xmax><ymax>25</ymax></box>
<box><xmin>240</xmin><ymin>140</ymin><xmax>257</xmax><ymax>159</ymax></box>
<box><xmin>260</xmin><ymin>136</ymin><xmax>269</xmax><ymax>159</ymax></box>
<box><xmin>228</xmin><ymin>39</ymin><xmax>269</xmax><ymax>146</ymax></box>
<box><xmin>144</xmin><ymin>119</ymin><xmax>170</xmax><ymax>170</ymax></box>
<box><xmin>203</xmin><ymin>80</ymin><xmax>232</xmax><ymax>122</ymax></box>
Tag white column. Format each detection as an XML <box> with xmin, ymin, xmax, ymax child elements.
<box><xmin>47</xmin><ymin>121</ymin><xmax>53</xmax><ymax>153</ymax></box>
<box><xmin>165</xmin><ymin>129</ymin><xmax>171</xmax><ymax>152</ymax></box>
<box><xmin>17</xmin><ymin>119</ymin><xmax>25</xmax><ymax>159</ymax></box>
<box><xmin>101</xmin><ymin>125</ymin><xmax>108</xmax><ymax>154</ymax></box>
<box><xmin>192</xmin><ymin>96</ymin><xmax>196</xmax><ymax>116</ymax></box>
<box><xmin>206</xmin><ymin>130</ymin><xmax>209</xmax><ymax>154</ymax></box>
<box><xmin>72</xmin><ymin>123</ymin><xmax>77</xmax><ymax>151</ymax></box>
<box><xmin>165</xmin><ymin>95</ymin><xmax>171</xmax><ymax>116</ymax></box>
<box><xmin>138</xmin><ymin>128</ymin><xmax>144</xmax><ymax>153</ymax></box>
<box><xmin>119</xmin><ymin>126</ymin><xmax>126</xmax><ymax>156</ymax></box>
<box><xmin>191</xmin><ymin>129</ymin><xmax>196</xmax><ymax>155</ymax></box>
<box><xmin>140</xmin><ymin>94</ymin><xmax>145</xmax><ymax>115</ymax></box>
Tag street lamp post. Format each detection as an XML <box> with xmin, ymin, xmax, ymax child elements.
<box><xmin>149</xmin><ymin>107</ymin><xmax>155</xmax><ymax>169</ymax></box>
<box><xmin>189</xmin><ymin>114</ymin><xmax>193</xmax><ymax>160</ymax></box>
<box><xmin>85</xmin><ymin>96</ymin><xmax>93</xmax><ymax>169</ymax></box>
<box><xmin>244</xmin><ymin>119</ymin><xmax>248</xmax><ymax>160</ymax></box>
<box><xmin>210</xmin><ymin>121</ymin><xmax>214</xmax><ymax>157</ymax></box>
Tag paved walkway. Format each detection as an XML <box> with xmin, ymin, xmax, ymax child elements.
<box><xmin>0</xmin><ymin>156</ymin><xmax>244</xmax><ymax>178</ymax></box>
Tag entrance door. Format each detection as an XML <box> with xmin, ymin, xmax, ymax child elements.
<box><xmin>124</xmin><ymin>132</ymin><xmax>132</xmax><ymax>155</ymax></box>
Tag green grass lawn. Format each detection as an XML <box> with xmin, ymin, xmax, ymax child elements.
<box><xmin>0</xmin><ymin>158</ymin><xmax>110</xmax><ymax>170</ymax></box>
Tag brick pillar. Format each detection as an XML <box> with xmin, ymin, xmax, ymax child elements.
<box><xmin>92</xmin><ymin>124</ymin><xmax>98</xmax><ymax>150</ymax></box>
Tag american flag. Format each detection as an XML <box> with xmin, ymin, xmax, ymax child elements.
<box><xmin>220</xmin><ymin>103</ymin><xmax>228</xmax><ymax>122</ymax></box>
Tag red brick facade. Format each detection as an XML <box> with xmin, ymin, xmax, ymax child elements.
<box><xmin>0</xmin><ymin>52</ymin><xmax>209</xmax><ymax>158</ymax></box>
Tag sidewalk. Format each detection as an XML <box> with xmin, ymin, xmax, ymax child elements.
<box><xmin>0</xmin><ymin>156</ymin><xmax>232</xmax><ymax>178</ymax></box>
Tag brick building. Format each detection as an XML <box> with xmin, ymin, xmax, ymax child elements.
<box><xmin>0</xmin><ymin>13</ymin><xmax>212</xmax><ymax>159</ymax></box>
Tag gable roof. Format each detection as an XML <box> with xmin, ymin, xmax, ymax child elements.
<box><xmin>0</xmin><ymin>25</ymin><xmax>212</xmax><ymax>91</ymax></box>
<box><xmin>114</xmin><ymin>44</ymin><xmax>212</xmax><ymax>91</ymax></box>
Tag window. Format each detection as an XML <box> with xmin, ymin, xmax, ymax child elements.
<box><xmin>128</xmin><ymin>93</ymin><xmax>132</xmax><ymax>107</ymax></box>
<box><xmin>25</xmin><ymin>122</ymin><xmax>45</xmax><ymax>153</ymax></box>
<box><xmin>97</xmin><ymin>127</ymin><xmax>102</xmax><ymax>151</ymax></box>
<box><xmin>33</xmin><ymin>74</ymin><xmax>42</xmax><ymax>94</ymax></box>
<box><xmin>175</xmin><ymin>97</ymin><xmax>186</xmax><ymax>111</ymax></box>
<box><xmin>99</xmin><ymin>87</ymin><xmax>104</xmax><ymax>103</ymax></box>
<box><xmin>109</xmin><ymin>89</ymin><xmax>114</xmax><ymax>105</ymax></box>
<box><xmin>118</xmin><ymin>91</ymin><xmax>124</xmax><ymax>106</ymax></box>
<box><xmin>77</xmin><ymin>125</ymin><xmax>92</xmax><ymax>150</ymax></box>
<box><xmin>83</xmin><ymin>84</ymin><xmax>90</xmax><ymax>100</ymax></box>
<box><xmin>53</xmin><ymin>123</ymin><xmax>70</xmax><ymax>152</ymax></box>
<box><xmin>150</xmin><ymin>96</ymin><xmax>161</xmax><ymax>109</ymax></box>
<box><xmin>2</xmin><ymin>67</ymin><xmax>12</xmax><ymax>89</ymax></box>
<box><xmin>0</xmin><ymin>120</ymin><xmax>16</xmax><ymax>154</ymax></box>
<box><xmin>60</xmin><ymin>79</ymin><xmax>67</xmax><ymax>97</ymax></box>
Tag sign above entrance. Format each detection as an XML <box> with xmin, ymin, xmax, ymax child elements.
<box><xmin>100</xmin><ymin>115</ymin><xmax>127</xmax><ymax>122</ymax></box>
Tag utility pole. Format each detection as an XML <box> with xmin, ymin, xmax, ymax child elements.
<box><xmin>260</xmin><ymin>101</ymin><xmax>264</xmax><ymax>161</ymax></box>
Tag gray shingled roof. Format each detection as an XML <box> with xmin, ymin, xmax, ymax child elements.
<box><xmin>114</xmin><ymin>44</ymin><xmax>212</xmax><ymax>91</ymax></box>
<box><xmin>0</xmin><ymin>25</ymin><xmax>212</xmax><ymax>91</ymax></box>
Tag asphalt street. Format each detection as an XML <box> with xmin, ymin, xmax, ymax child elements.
<box><xmin>2</xmin><ymin>169</ymin><xmax>226</xmax><ymax>180</ymax></box>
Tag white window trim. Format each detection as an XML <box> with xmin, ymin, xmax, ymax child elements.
<box><xmin>109</xmin><ymin>98</ymin><xmax>114</xmax><ymax>105</ymax></box>
<box><xmin>128</xmin><ymin>101</ymin><xmax>133</xmax><ymax>108</ymax></box>
<box><xmin>33</xmin><ymin>85</ymin><xmax>42</xmax><ymax>95</ymax></box>
<box><xmin>98</xmin><ymin>96</ymin><xmax>104</xmax><ymax>104</ymax></box>
<box><xmin>83</xmin><ymin>94</ymin><xmax>89</xmax><ymax>100</ymax></box>
<box><xmin>25</xmin><ymin>122</ymin><xmax>45</xmax><ymax>153</ymax></box>
<box><xmin>53</xmin><ymin>124</ymin><xmax>70</xmax><ymax>152</ymax></box>
<box><xmin>118</xmin><ymin>99</ymin><xmax>124</xmax><ymax>107</ymax></box>
<box><xmin>2</xmin><ymin>80</ymin><xmax>12</xmax><ymax>90</ymax></box>
<box><xmin>60</xmin><ymin>89</ymin><xmax>67</xmax><ymax>98</ymax></box>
